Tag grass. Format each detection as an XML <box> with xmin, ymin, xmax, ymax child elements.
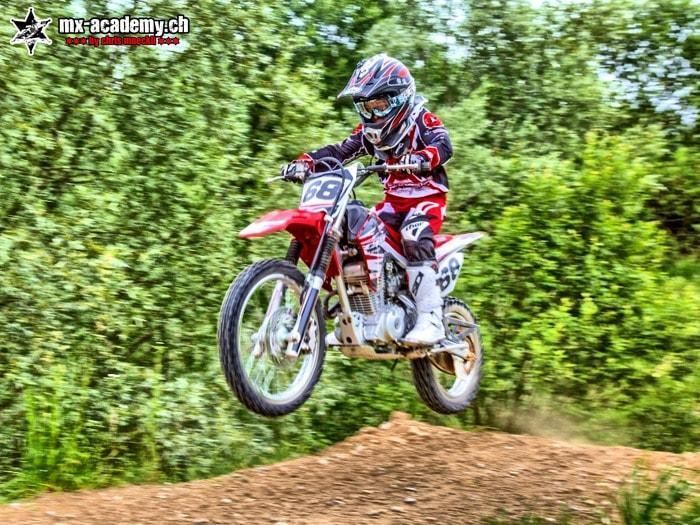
<box><xmin>483</xmin><ymin>470</ymin><xmax>699</xmax><ymax>525</ymax></box>
<box><xmin>617</xmin><ymin>471</ymin><xmax>699</xmax><ymax>525</ymax></box>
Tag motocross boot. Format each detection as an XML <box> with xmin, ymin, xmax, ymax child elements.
<box><xmin>403</xmin><ymin>263</ymin><xmax>445</xmax><ymax>346</ymax></box>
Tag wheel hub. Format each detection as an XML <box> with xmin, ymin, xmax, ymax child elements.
<box><xmin>430</xmin><ymin>311</ymin><xmax>478</xmax><ymax>376</ymax></box>
<box><xmin>257</xmin><ymin>308</ymin><xmax>318</xmax><ymax>364</ymax></box>
<box><xmin>261</xmin><ymin>308</ymin><xmax>295</xmax><ymax>364</ymax></box>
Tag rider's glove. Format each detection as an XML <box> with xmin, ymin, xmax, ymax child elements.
<box><xmin>281</xmin><ymin>161</ymin><xmax>306</xmax><ymax>183</ymax></box>
<box><xmin>281</xmin><ymin>156</ymin><xmax>312</xmax><ymax>183</ymax></box>
<box><xmin>400</xmin><ymin>153</ymin><xmax>431</xmax><ymax>173</ymax></box>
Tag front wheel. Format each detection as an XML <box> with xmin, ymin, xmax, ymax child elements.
<box><xmin>217</xmin><ymin>259</ymin><xmax>326</xmax><ymax>416</ymax></box>
<box><xmin>411</xmin><ymin>297</ymin><xmax>483</xmax><ymax>414</ymax></box>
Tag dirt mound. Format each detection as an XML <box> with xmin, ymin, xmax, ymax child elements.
<box><xmin>1</xmin><ymin>412</ymin><xmax>697</xmax><ymax>525</ymax></box>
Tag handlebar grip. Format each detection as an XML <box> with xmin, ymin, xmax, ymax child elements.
<box><xmin>397</xmin><ymin>163</ymin><xmax>422</xmax><ymax>171</ymax></box>
<box><xmin>366</xmin><ymin>163</ymin><xmax>422</xmax><ymax>172</ymax></box>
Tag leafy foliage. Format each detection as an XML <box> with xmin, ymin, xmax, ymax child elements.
<box><xmin>617</xmin><ymin>471</ymin><xmax>700</xmax><ymax>525</ymax></box>
<box><xmin>0</xmin><ymin>0</ymin><xmax>697</xmax><ymax>500</ymax></box>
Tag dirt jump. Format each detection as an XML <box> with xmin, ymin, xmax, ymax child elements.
<box><xmin>1</xmin><ymin>412</ymin><xmax>697</xmax><ymax>524</ymax></box>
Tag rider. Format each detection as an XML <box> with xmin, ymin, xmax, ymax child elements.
<box><xmin>281</xmin><ymin>53</ymin><xmax>453</xmax><ymax>346</ymax></box>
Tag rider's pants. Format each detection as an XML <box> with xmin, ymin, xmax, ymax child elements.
<box><xmin>374</xmin><ymin>192</ymin><xmax>447</xmax><ymax>265</ymax></box>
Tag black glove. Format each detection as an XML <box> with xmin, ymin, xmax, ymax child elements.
<box><xmin>400</xmin><ymin>154</ymin><xmax>431</xmax><ymax>173</ymax></box>
<box><xmin>280</xmin><ymin>160</ymin><xmax>309</xmax><ymax>183</ymax></box>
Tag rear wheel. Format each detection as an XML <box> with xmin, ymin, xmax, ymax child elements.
<box><xmin>217</xmin><ymin>259</ymin><xmax>326</xmax><ymax>416</ymax></box>
<box><xmin>411</xmin><ymin>297</ymin><xmax>482</xmax><ymax>414</ymax></box>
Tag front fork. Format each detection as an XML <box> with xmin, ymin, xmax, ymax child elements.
<box><xmin>251</xmin><ymin>239</ymin><xmax>304</xmax><ymax>358</ymax></box>
<box><xmin>285</xmin><ymin>224</ymin><xmax>340</xmax><ymax>357</ymax></box>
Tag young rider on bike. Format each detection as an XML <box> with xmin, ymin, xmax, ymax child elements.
<box><xmin>281</xmin><ymin>54</ymin><xmax>453</xmax><ymax>346</ymax></box>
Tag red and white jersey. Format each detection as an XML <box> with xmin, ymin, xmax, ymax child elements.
<box><xmin>304</xmin><ymin>107</ymin><xmax>453</xmax><ymax>198</ymax></box>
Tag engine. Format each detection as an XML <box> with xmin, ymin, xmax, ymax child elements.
<box><xmin>333</xmin><ymin>200</ymin><xmax>416</xmax><ymax>345</ymax></box>
<box><xmin>343</xmin><ymin>261</ymin><xmax>377</xmax><ymax>316</ymax></box>
<box><xmin>341</xmin><ymin>258</ymin><xmax>410</xmax><ymax>344</ymax></box>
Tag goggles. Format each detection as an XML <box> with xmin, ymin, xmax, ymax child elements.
<box><xmin>353</xmin><ymin>93</ymin><xmax>406</xmax><ymax>120</ymax></box>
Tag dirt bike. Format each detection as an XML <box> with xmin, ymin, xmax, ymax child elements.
<box><xmin>217</xmin><ymin>158</ymin><xmax>484</xmax><ymax>416</ymax></box>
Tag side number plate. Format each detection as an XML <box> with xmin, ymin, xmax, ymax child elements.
<box><xmin>437</xmin><ymin>253</ymin><xmax>464</xmax><ymax>296</ymax></box>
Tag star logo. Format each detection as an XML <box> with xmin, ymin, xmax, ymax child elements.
<box><xmin>10</xmin><ymin>7</ymin><xmax>52</xmax><ymax>56</ymax></box>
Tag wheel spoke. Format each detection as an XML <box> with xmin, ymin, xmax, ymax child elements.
<box><xmin>244</xmin><ymin>348</ymin><xmax>258</xmax><ymax>376</ymax></box>
<box><xmin>260</xmin><ymin>365</ymin><xmax>276</xmax><ymax>394</ymax></box>
<box><xmin>434</xmin><ymin>303</ymin><xmax>481</xmax><ymax>395</ymax></box>
<box><xmin>235</xmin><ymin>271</ymin><xmax>321</xmax><ymax>403</ymax></box>
<box><xmin>251</xmin><ymin>355</ymin><xmax>270</xmax><ymax>386</ymax></box>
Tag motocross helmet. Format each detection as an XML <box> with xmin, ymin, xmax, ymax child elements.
<box><xmin>338</xmin><ymin>54</ymin><xmax>422</xmax><ymax>154</ymax></box>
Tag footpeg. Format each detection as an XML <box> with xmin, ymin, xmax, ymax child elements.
<box><xmin>429</xmin><ymin>341</ymin><xmax>469</xmax><ymax>360</ymax></box>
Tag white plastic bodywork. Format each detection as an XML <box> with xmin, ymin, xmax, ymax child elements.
<box><xmin>436</xmin><ymin>252</ymin><xmax>464</xmax><ymax>297</ymax></box>
<box><xmin>435</xmin><ymin>232</ymin><xmax>485</xmax><ymax>296</ymax></box>
<box><xmin>435</xmin><ymin>232</ymin><xmax>485</xmax><ymax>262</ymax></box>
<box><xmin>381</xmin><ymin>239</ymin><xmax>407</xmax><ymax>267</ymax></box>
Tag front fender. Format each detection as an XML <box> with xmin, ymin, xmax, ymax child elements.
<box><xmin>239</xmin><ymin>209</ymin><xmax>325</xmax><ymax>239</ymax></box>
<box><xmin>239</xmin><ymin>208</ymin><xmax>338</xmax><ymax>284</ymax></box>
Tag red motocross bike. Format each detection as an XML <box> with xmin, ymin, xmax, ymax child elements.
<box><xmin>217</xmin><ymin>158</ymin><xmax>484</xmax><ymax>416</ymax></box>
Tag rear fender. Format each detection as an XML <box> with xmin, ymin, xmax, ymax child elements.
<box><xmin>436</xmin><ymin>232</ymin><xmax>485</xmax><ymax>262</ymax></box>
<box><xmin>435</xmin><ymin>232</ymin><xmax>486</xmax><ymax>297</ymax></box>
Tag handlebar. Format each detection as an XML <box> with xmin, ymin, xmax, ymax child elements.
<box><xmin>267</xmin><ymin>162</ymin><xmax>424</xmax><ymax>183</ymax></box>
<box><xmin>358</xmin><ymin>163</ymin><xmax>423</xmax><ymax>173</ymax></box>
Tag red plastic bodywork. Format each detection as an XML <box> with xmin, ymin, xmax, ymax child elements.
<box><xmin>434</xmin><ymin>233</ymin><xmax>454</xmax><ymax>247</ymax></box>
<box><xmin>239</xmin><ymin>209</ymin><xmax>341</xmax><ymax>285</ymax></box>
<box><xmin>240</xmin><ymin>209</ymin><xmax>459</xmax><ymax>289</ymax></box>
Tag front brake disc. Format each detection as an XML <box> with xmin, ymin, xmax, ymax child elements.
<box><xmin>265</xmin><ymin>308</ymin><xmax>295</xmax><ymax>364</ymax></box>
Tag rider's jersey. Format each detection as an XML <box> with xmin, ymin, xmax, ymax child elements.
<box><xmin>304</xmin><ymin>108</ymin><xmax>453</xmax><ymax>198</ymax></box>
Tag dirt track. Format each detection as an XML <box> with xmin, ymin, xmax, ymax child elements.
<box><xmin>1</xmin><ymin>412</ymin><xmax>697</xmax><ymax>525</ymax></box>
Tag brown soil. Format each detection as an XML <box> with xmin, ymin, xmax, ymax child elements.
<box><xmin>1</xmin><ymin>412</ymin><xmax>697</xmax><ymax>525</ymax></box>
